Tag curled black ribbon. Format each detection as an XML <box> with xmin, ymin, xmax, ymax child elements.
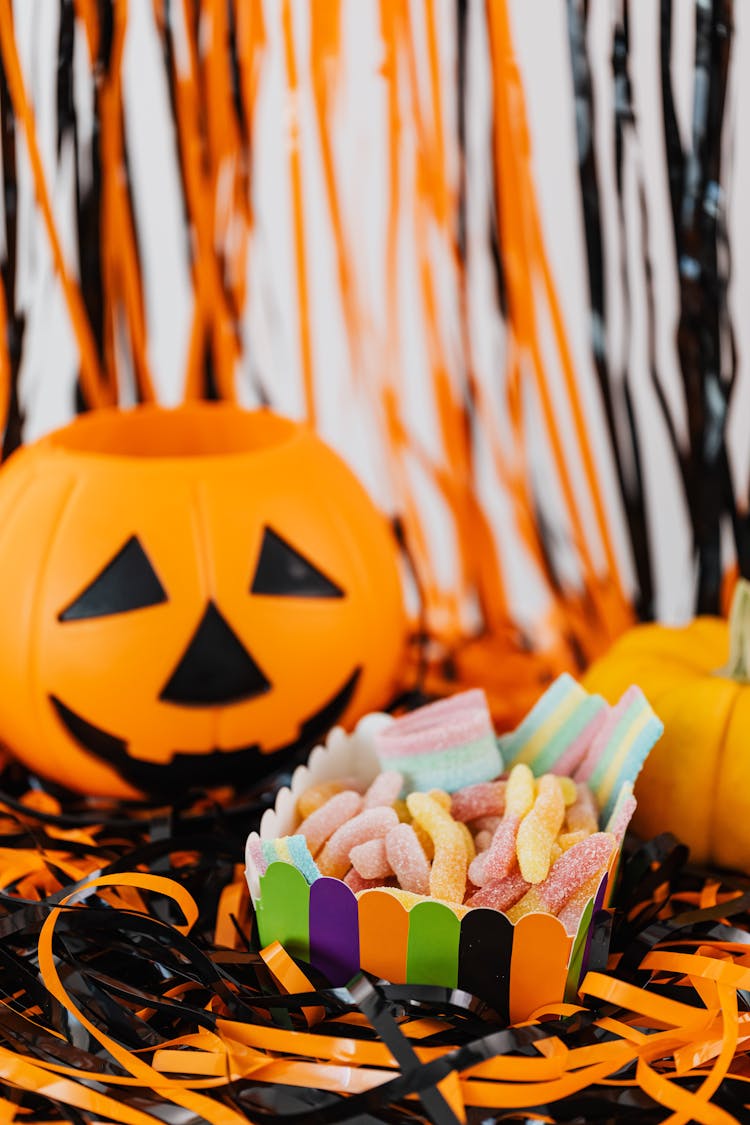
<box><xmin>0</xmin><ymin>780</ymin><xmax>745</xmax><ymax>1125</ymax></box>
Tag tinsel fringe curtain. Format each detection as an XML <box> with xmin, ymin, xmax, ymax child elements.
<box><xmin>0</xmin><ymin>0</ymin><xmax>743</xmax><ymax>705</ymax></box>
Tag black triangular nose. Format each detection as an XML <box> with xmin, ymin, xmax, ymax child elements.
<box><xmin>160</xmin><ymin>602</ymin><xmax>271</xmax><ymax>706</ymax></box>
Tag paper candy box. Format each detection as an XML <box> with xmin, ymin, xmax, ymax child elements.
<box><xmin>245</xmin><ymin>676</ymin><xmax>662</xmax><ymax>1024</ymax></box>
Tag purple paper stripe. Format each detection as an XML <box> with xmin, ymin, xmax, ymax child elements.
<box><xmin>309</xmin><ymin>877</ymin><xmax>360</xmax><ymax>986</ymax></box>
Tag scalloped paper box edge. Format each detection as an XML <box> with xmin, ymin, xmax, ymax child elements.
<box><xmin>245</xmin><ymin>713</ymin><xmax>624</xmax><ymax>1023</ymax></box>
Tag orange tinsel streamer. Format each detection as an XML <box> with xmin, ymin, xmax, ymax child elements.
<box><xmin>0</xmin><ymin>0</ymin><xmax>632</xmax><ymax>729</ymax></box>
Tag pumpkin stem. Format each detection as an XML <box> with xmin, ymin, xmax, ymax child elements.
<box><xmin>720</xmin><ymin>578</ymin><xmax>750</xmax><ymax>683</ymax></box>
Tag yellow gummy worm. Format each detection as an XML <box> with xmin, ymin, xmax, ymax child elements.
<box><xmin>558</xmin><ymin>777</ymin><xmax>578</xmax><ymax>806</ymax></box>
<box><xmin>393</xmin><ymin>799</ymin><xmax>411</xmax><ymax>823</ymax></box>
<box><xmin>424</xmin><ymin>785</ymin><xmax>473</xmax><ymax>862</ymax></box>
<box><xmin>359</xmin><ymin>885</ymin><xmax>469</xmax><ymax>919</ymax></box>
<box><xmin>557</xmin><ymin>829</ymin><xmax>589</xmax><ymax>851</ymax></box>
<box><xmin>457</xmin><ymin>820</ymin><xmax>476</xmax><ymax>862</ymax></box>
<box><xmin>516</xmin><ymin>774</ymin><xmax>566</xmax><ymax>884</ymax></box>
<box><xmin>412</xmin><ymin>821</ymin><xmax>435</xmax><ymax>860</ymax></box>
<box><xmin>505</xmin><ymin>763</ymin><xmax>536</xmax><ymax>819</ymax></box>
<box><xmin>406</xmin><ymin>792</ymin><xmax>467</xmax><ymax>903</ymax></box>
<box><xmin>393</xmin><ymin>798</ymin><xmax>433</xmax><ymax>858</ymax></box>
<box><xmin>428</xmin><ymin>789</ymin><xmax>452</xmax><ymax>811</ymax></box>
<box><xmin>506</xmin><ymin>886</ymin><xmax>545</xmax><ymax>923</ymax></box>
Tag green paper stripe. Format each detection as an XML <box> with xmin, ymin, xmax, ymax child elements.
<box><xmin>406</xmin><ymin>901</ymin><xmax>460</xmax><ymax>988</ymax></box>
<box><xmin>256</xmin><ymin>862</ymin><xmax>311</xmax><ymax>961</ymax></box>
<box><xmin>563</xmin><ymin>897</ymin><xmax>595</xmax><ymax>1004</ymax></box>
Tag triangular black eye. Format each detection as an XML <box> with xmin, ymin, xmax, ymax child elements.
<box><xmin>250</xmin><ymin>527</ymin><xmax>344</xmax><ymax>598</ymax></box>
<box><xmin>59</xmin><ymin>536</ymin><xmax>168</xmax><ymax>621</ymax></box>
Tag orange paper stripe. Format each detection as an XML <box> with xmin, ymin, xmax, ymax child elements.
<box><xmin>358</xmin><ymin>890</ymin><xmax>409</xmax><ymax>984</ymax></box>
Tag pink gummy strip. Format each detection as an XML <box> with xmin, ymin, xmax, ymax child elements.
<box><xmin>319</xmin><ymin>807</ymin><xmax>400</xmax><ymax>878</ymax></box>
<box><xmin>363</xmin><ymin>771</ymin><xmax>403</xmax><ymax>808</ymax></box>
<box><xmin>385</xmin><ymin>823</ymin><xmax>430</xmax><ymax>895</ymax></box>
<box><xmin>539</xmin><ymin>833</ymin><xmax>615</xmax><ymax>914</ymax></box>
<box><xmin>297</xmin><ymin>790</ymin><xmax>364</xmax><ymax>856</ymax></box>
<box><xmin>466</xmin><ymin>871</ymin><xmax>529</xmax><ymax>911</ymax></box>
<box><xmin>481</xmin><ymin>814</ymin><xmax>520</xmax><ymax>884</ymax></box>
<box><xmin>344</xmin><ymin>868</ymin><xmax>387</xmax><ymax>893</ymax></box>
<box><xmin>608</xmin><ymin>794</ymin><xmax>637</xmax><ymax>844</ymax></box>
<box><xmin>390</xmin><ymin>689</ymin><xmax>489</xmax><ymax>733</ymax></box>
<box><xmin>451</xmin><ymin>781</ymin><xmax>506</xmax><ymax>823</ymax></box>
<box><xmin>349</xmin><ymin>838</ymin><xmax>391</xmax><ymax>879</ymax></box>
<box><xmin>376</xmin><ymin>689</ymin><xmax>493</xmax><ymax>756</ymax></box>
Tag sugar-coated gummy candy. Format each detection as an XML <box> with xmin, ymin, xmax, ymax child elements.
<box><xmin>349</xmin><ymin>837</ymin><xmax>392</xmax><ymax>879</ymax></box>
<box><xmin>246</xmin><ymin>832</ymin><xmax>266</xmax><ymax>875</ymax></box>
<box><xmin>457</xmin><ymin>820</ymin><xmax>476</xmax><ymax>861</ymax></box>
<box><xmin>468</xmin><ymin>848</ymin><xmax>488</xmax><ymax>887</ymax></box>
<box><xmin>285</xmin><ymin>729</ymin><xmax>623</xmax><ymax>925</ymax></box>
<box><xmin>385</xmin><ymin>823</ymin><xmax>430</xmax><ymax>895</ymax></box>
<box><xmin>566</xmin><ymin>783</ymin><xmax>599</xmax><ymax>835</ymax></box>
<box><xmin>296</xmin><ymin>779</ymin><xmax>362</xmax><ymax>820</ymax></box>
<box><xmin>428</xmin><ymin>789</ymin><xmax>452</xmax><ymax>812</ymax></box>
<box><xmin>549</xmin><ymin>698</ymin><xmax>608</xmax><ymax>778</ymax></box>
<box><xmin>373</xmin><ymin>688</ymin><xmax>502</xmax><ymax>794</ymax></box>
<box><xmin>538</xmin><ymin>831</ymin><xmax>614</xmax><ymax>915</ymax></box>
<box><xmin>411</xmin><ymin>819</ymin><xmax>435</xmax><ymax>860</ymax></box>
<box><xmin>296</xmin><ymin>790</ymin><xmax>363</xmax><ymax>856</ymax></box>
<box><xmin>363</xmin><ymin>770</ymin><xmax>404</xmax><ymax>809</ymax></box>
<box><xmin>317</xmin><ymin>806</ymin><xmax>400</xmax><ymax>879</ymax></box>
<box><xmin>362</xmin><ymin>885</ymin><xmax>469</xmax><ymax>919</ymax></box>
<box><xmin>516</xmin><ymin>774</ymin><xmax>566</xmax><ymax>884</ymax></box>
<box><xmin>451</xmin><ymin>781</ymin><xmax>506</xmax><ymax>823</ymax></box>
<box><xmin>557</xmin><ymin>873</ymin><xmax>603</xmax><ymax>935</ymax></box>
<box><xmin>477</xmin><ymin>816</ymin><xmax>518</xmax><ymax>884</ymax></box>
<box><xmin>607</xmin><ymin>792</ymin><xmax>637</xmax><ymax>844</ymax></box>
<box><xmin>507</xmin><ymin>832</ymin><xmax>615</xmax><ymax>922</ymax></box>
<box><xmin>506</xmin><ymin>763</ymin><xmax>536</xmax><ymax>817</ymax></box>
<box><xmin>558</xmin><ymin>777</ymin><xmax>578</xmax><ymax>806</ymax></box>
<box><xmin>407</xmin><ymin>791</ymin><xmax>468</xmax><ymax>903</ymax></box>
<box><xmin>469</xmin><ymin>815</ymin><xmax>502</xmax><ymax>836</ymax></box>
<box><xmin>557</xmin><ymin>829</ymin><xmax>588</xmax><ymax>851</ymax></box>
<box><xmin>465</xmin><ymin>871</ymin><xmax>530</xmax><ymax>911</ymax></box>
<box><xmin>477</xmin><ymin>763</ymin><xmax>535</xmax><ymax>885</ymax></box>
<box><xmin>344</xmin><ymin>868</ymin><xmax>393</xmax><ymax>893</ymax></box>
<box><xmin>284</xmin><ymin>835</ymin><xmax>321</xmax><ymax>883</ymax></box>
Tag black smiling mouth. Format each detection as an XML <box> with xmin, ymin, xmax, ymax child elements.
<box><xmin>49</xmin><ymin>667</ymin><xmax>361</xmax><ymax>795</ymax></box>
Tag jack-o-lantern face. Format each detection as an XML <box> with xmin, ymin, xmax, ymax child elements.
<box><xmin>0</xmin><ymin>405</ymin><xmax>406</xmax><ymax>798</ymax></box>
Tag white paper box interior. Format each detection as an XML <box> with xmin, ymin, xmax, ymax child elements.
<box><xmin>245</xmin><ymin>713</ymin><xmax>393</xmax><ymax>900</ymax></box>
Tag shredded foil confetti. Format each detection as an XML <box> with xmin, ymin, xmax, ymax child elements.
<box><xmin>0</xmin><ymin>763</ymin><xmax>749</xmax><ymax>1124</ymax></box>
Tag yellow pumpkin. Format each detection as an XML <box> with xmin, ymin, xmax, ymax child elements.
<box><xmin>584</xmin><ymin>581</ymin><xmax>750</xmax><ymax>871</ymax></box>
